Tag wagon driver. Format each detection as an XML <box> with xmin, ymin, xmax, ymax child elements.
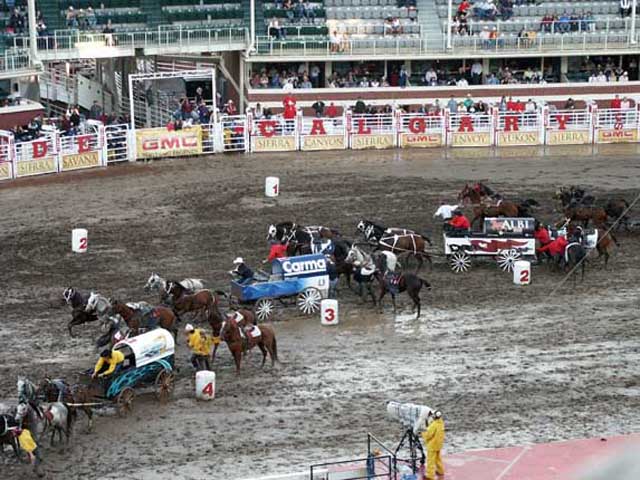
<box><xmin>230</xmin><ymin>257</ymin><xmax>254</xmax><ymax>284</ymax></box>
<box><xmin>447</xmin><ymin>210</ymin><xmax>471</xmax><ymax>234</ymax></box>
<box><xmin>92</xmin><ymin>348</ymin><xmax>125</xmax><ymax>379</ymax></box>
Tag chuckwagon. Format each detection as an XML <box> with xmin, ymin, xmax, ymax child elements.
<box><xmin>103</xmin><ymin>328</ymin><xmax>175</xmax><ymax>415</ymax></box>
<box><xmin>230</xmin><ymin>253</ymin><xmax>330</xmax><ymax>321</ymax></box>
<box><xmin>445</xmin><ymin>217</ymin><xmax>537</xmax><ymax>273</ymax></box>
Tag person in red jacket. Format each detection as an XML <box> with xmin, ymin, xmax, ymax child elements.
<box><xmin>264</xmin><ymin>242</ymin><xmax>288</xmax><ymax>264</ymax></box>
<box><xmin>611</xmin><ymin>94</ymin><xmax>622</xmax><ymax>109</ymax></box>
<box><xmin>282</xmin><ymin>94</ymin><xmax>297</xmax><ymax>133</ymax></box>
<box><xmin>534</xmin><ymin>222</ymin><xmax>551</xmax><ymax>246</ymax></box>
<box><xmin>448</xmin><ymin>210</ymin><xmax>471</xmax><ymax>233</ymax></box>
<box><xmin>537</xmin><ymin>235</ymin><xmax>568</xmax><ymax>265</ymax></box>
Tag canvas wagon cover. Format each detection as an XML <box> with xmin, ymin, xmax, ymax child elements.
<box><xmin>114</xmin><ymin>328</ymin><xmax>175</xmax><ymax>368</ymax></box>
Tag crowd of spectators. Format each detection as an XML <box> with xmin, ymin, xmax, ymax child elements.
<box><xmin>167</xmin><ymin>87</ymin><xmax>214</xmax><ymax>127</ymax></box>
<box><xmin>65</xmin><ymin>6</ymin><xmax>98</xmax><ymax>30</ymax></box>
<box><xmin>539</xmin><ymin>11</ymin><xmax>595</xmax><ymax>33</ymax></box>
<box><xmin>274</xmin><ymin>0</ymin><xmax>317</xmax><ymax>24</ymax></box>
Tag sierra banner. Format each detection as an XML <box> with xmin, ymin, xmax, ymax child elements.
<box><xmin>136</xmin><ymin>127</ymin><xmax>203</xmax><ymax>159</ymax></box>
<box><xmin>16</xmin><ymin>157</ymin><xmax>57</xmax><ymax>177</ymax></box>
<box><xmin>351</xmin><ymin>134</ymin><xmax>395</xmax><ymax>150</ymax></box>
<box><xmin>547</xmin><ymin>130</ymin><xmax>591</xmax><ymax>145</ymax></box>
<box><xmin>399</xmin><ymin>133</ymin><xmax>443</xmax><ymax>148</ymax></box>
<box><xmin>61</xmin><ymin>151</ymin><xmax>101</xmax><ymax>172</ymax></box>
<box><xmin>253</xmin><ymin>135</ymin><xmax>297</xmax><ymax>152</ymax></box>
<box><xmin>0</xmin><ymin>162</ymin><xmax>12</xmax><ymax>180</ymax></box>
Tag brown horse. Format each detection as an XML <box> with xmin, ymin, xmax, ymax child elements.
<box><xmin>110</xmin><ymin>300</ymin><xmax>178</xmax><ymax>340</ymax></box>
<box><xmin>471</xmin><ymin>202</ymin><xmax>520</xmax><ymax>228</ymax></box>
<box><xmin>458</xmin><ymin>182</ymin><xmax>500</xmax><ymax>204</ymax></box>
<box><xmin>167</xmin><ymin>282</ymin><xmax>214</xmax><ymax>321</ymax></box>
<box><xmin>564</xmin><ymin>205</ymin><xmax>608</xmax><ymax>228</ymax></box>
<box><xmin>220</xmin><ymin>318</ymin><xmax>278</xmax><ymax>374</ymax></box>
<box><xmin>565</xmin><ymin>221</ymin><xmax>617</xmax><ymax>268</ymax></box>
<box><xmin>207</xmin><ymin>300</ymin><xmax>257</xmax><ymax>364</ymax></box>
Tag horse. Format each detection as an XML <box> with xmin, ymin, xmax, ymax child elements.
<box><xmin>220</xmin><ymin>318</ymin><xmax>278</xmax><ymax>374</ymax></box>
<box><xmin>458</xmin><ymin>182</ymin><xmax>502</xmax><ymax>204</ymax></box>
<box><xmin>605</xmin><ymin>198</ymin><xmax>631</xmax><ymax>230</ymax></box>
<box><xmin>0</xmin><ymin>411</ymin><xmax>21</xmax><ymax>459</ymax></box>
<box><xmin>63</xmin><ymin>287</ymin><xmax>99</xmax><ymax>337</ymax></box>
<box><xmin>37</xmin><ymin>377</ymin><xmax>94</xmax><ymax>436</ymax></box>
<box><xmin>15</xmin><ymin>402</ymin><xmax>46</xmax><ymax>440</ymax></box>
<box><xmin>41</xmin><ymin>402</ymin><xmax>72</xmax><ymax>446</ymax></box>
<box><xmin>166</xmin><ymin>282</ymin><xmax>215</xmax><ymax>322</ymax></box>
<box><xmin>565</xmin><ymin>221</ymin><xmax>618</xmax><ymax>268</ymax></box>
<box><xmin>470</xmin><ymin>202</ymin><xmax>521</xmax><ymax>228</ymax></box>
<box><xmin>345</xmin><ymin>244</ymin><xmax>378</xmax><ymax>305</ymax></box>
<box><xmin>374</xmin><ymin>252</ymin><xmax>432</xmax><ymax>318</ymax></box>
<box><xmin>17</xmin><ymin>378</ymin><xmax>42</xmax><ymax>417</ymax></box>
<box><xmin>268</xmin><ymin>223</ymin><xmax>339</xmax><ymax>255</ymax></box>
<box><xmin>207</xmin><ymin>297</ymin><xmax>257</xmax><ymax>364</ymax></box>
<box><xmin>564</xmin><ymin>204</ymin><xmax>608</xmax><ymax>228</ymax></box>
<box><xmin>564</xmin><ymin>239</ymin><xmax>587</xmax><ymax>284</ymax></box>
<box><xmin>357</xmin><ymin>220</ymin><xmax>432</xmax><ymax>270</ymax></box>
<box><xmin>95</xmin><ymin>315</ymin><xmax>130</xmax><ymax>350</ymax></box>
<box><xmin>110</xmin><ymin>299</ymin><xmax>178</xmax><ymax>339</ymax></box>
<box><xmin>555</xmin><ymin>186</ymin><xmax>596</xmax><ymax>208</ymax></box>
<box><xmin>85</xmin><ymin>292</ymin><xmax>113</xmax><ymax>321</ymax></box>
<box><xmin>143</xmin><ymin>273</ymin><xmax>204</xmax><ymax>304</ymax></box>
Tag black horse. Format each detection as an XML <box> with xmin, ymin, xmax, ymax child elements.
<box><xmin>374</xmin><ymin>254</ymin><xmax>431</xmax><ymax>318</ymax></box>
<box><xmin>269</xmin><ymin>222</ymin><xmax>340</xmax><ymax>255</ymax></box>
<box><xmin>0</xmin><ymin>412</ymin><xmax>21</xmax><ymax>459</ymax></box>
<box><xmin>63</xmin><ymin>287</ymin><xmax>98</xmax><ymax>337</ymax></box>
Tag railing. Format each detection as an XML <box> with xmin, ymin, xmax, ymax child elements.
<box><xmin>252</xmin><ymin>30</ymin><xmax>640</xmax><ymax>56</ymax></box>
<box><xmin>443</xmin><ymin>17</ymin><xmax>629</xmax><ymax>35</ymax></box>
<box><xmin>14</xmin><ymin>27</ymin><xmax>249</xmax><ymax>58</ymax></box>
<box><xmin>0</xmin><ymin>50</ymin><xmax>36</xmax><ymax>74</ymax></box>
<box><xmin>310</xmin><ymin>455</ymin><xmax>393</xmax><ymax>480</ymax></box>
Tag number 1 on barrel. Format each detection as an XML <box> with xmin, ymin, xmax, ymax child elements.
<box><xmin>273</xmin><ymin>183</ymin><xmax>278</xmax><ymax>195</ymax></box>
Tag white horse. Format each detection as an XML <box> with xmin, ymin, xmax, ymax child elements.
<box><xmin>144</xmin><ymin>273</ymin><xmax>204</xmax><ymax>299</ymax></box>
<box><xmin>345</xmin><ymin>245</ymin><xmax>380</xmax><ymax>305</ymax></box>
<box><xmin>85</xmin><ymin>292</ymin><xmax>113</xmax><ymax>322</ymax></box>
<box><xmin>43</xmin><ymin>402</ymin><xmax>72</xmax><ymax>446</ymax></box>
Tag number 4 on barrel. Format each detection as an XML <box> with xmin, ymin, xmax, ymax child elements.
<box><xmin>202</xmin><ymin>382</ymin><xmax>214</xmax><ymax>397</ymax></box>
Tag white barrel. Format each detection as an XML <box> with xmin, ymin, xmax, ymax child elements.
<box><xmin>265</xmin><ymin>176</ymin><xmax>280</xmax><ymax>197</ymax></box>
<box><xmin>195</xmin><ymin>370</ymin><xmax>216</xmax><ymax>400</ymax></box>
<box><xmin>513</xmin><ymin>260</ymin><xmax>531</xmax><ymax>285</ymax></box>
<box><xmin>72</xmin><ymin>228</ymin><xmax>88</xmax><ymax>253</ymax></box>
<box><xmin>320</xmin><ymin>299</ymin><xmax>339</xmax><ymax>326</ymax></box>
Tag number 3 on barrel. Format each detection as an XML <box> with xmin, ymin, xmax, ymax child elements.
<box><xmin>324</xmin><ymin>308</ymin><xmax>335</xmax><ymax>322</ymax></box>
<box><xmin>202</xmin><ymin>382</ymin><xmax>214</xmax><ymax>397</ymax></box>
<box><xmin>520</xmin><ymin>269</ymin><xmax>529</xmax><ymax>283</ymax></box>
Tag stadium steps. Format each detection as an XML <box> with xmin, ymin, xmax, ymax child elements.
<box><xmin>417</xmin><ymin>0</ymin><xmax>443</xmax><ymax>49</ymax></box>
<box><xmin>245</xmin><ymin>0</ymin><xmax>266</xmax><ymax>36</ymax></box>
<box><xmin>40</xmin><ymin>0</ymin><xmax>64</xmax><ymax>31</ymax></box>
<box><xmin>141</xmin><ymin>0</ymin><xmax>163</xmax><ymax>26</ymax></box>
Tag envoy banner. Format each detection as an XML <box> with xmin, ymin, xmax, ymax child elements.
<box><xmin>136</xmin><ymin>127</ymin><xmax>203</xmax><ymax>159</ymax></box>
<box><xmin>450</xmin><ymin>132</ymin><xmax>492</xmax><ymax>147</ymax></box>
<box><xmin>61</xmin><ymin>151</ymin><xmax>101</xmax><ymax>171</ymax></box>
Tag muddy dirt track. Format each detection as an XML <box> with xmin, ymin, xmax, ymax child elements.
<box><xmin>1</xmin><ymin>146</ymin><xmax>639</xmax><ymax>479</ymax></box>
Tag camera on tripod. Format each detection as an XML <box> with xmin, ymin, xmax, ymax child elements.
<box><xmin>386</xmin><ymin>401</ymin><xmax>435</xmax><ymax>435</ymax></box>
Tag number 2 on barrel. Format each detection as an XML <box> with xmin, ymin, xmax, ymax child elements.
<box><xmin>324</xmin><ymin>308</ymin><xmax>335</xmax><ymax>322</ymax></box>
<box><xmin>202</xmin><ymin>382</ymin><xmax>214</xmax><ymax>397</ymax></box>
<box><xmin>520</xmin><ymin>269</ymin><xmax>529</xmax><ymax>283</ymax></box>
<box><xmin>79</xmin><ymin>237</ymin><xmax>88</xmax><ymax>249</ymax></box>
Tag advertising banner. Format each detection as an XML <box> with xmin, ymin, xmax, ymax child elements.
<box><xmin>253</xmin><ymin>136</ymin><xmax>297</xmax><ymax>152</ymax></box>
<box><xmin>61</xmin><ymin>151</ymin><xmax>101</xmax><ymax>171</ymax></box>
<box><xmin>547</xmin><ymin>130</ymin><xmax>591</xmax><ymax>145</ymax></box>
<box><xmin>399</xmin><ymin>133</ymin><xmax>443</xmax><ymax>148</ymax></box>
<box><xmin>351</xmin><ymin>134</ymin><xmax>395</xmax><ymax>150</ymax></box>
<box><xmin>0</xmin><ymin>162</ymin><xmax>11</xmax><ymax>180</ymax></box>
<box><xmin>16</xmin><ymin>157</ymin><xmax>57</xmax><ymax>177</ymax></box>
<box><xmin>136</xmin><ymin>127</ymin><xmax>203</xmax><ymax>159</ymax></box>
<box><xmin>301</xmin><ymin>135</ymin><xmax>345</xmax><ymax>151</ymax></box>
<box><xmin>596</xmin><ymin>129</ymin><xmax>639</xmax><ymax>143</ymax></box>
<box><xmin>496</xmin><ymin>131</ymin><xmax>541</xmax><ymax>146</ymax></box>
<box><xmin>450</xmin><ymin>132</ymin><xmax>492</xmax><ymax>147</ymax></box>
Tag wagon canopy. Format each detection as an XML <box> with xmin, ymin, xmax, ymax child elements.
<box><xmin>114</xmin><ymin>328</ymin><xmax>175</xmax><ymax>368</ymax></box>
<box><xmin>272</xmin><ymin>253</ymin><xmax>329</xmax><ymax>278</ymax></box>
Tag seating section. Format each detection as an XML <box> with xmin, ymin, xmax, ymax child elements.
<box><xmin>262</xmin><ymin>1</ymin><xmax>328</xmax><ymax>37</ymax></box>
<box><xmin>323</xmin><ymin>0</ymin><xmax>419</xmax><ymax>38</ymax></box>
<box><xmin>437</xmin><ymin>0</ymin><xmax>630</xmax><ymax>37</ymax></box>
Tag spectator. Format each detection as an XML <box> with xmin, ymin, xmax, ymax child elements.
<box><xmin>564</xmin><ymin>97</ymin><xmax>576</xmax><ymax>110</ymax></box>
<box><xmin>424</xmin><ymin>67</ymin><xmax>437</xmax><ymax>86</ymax></box>
<box><xmin>447</xmin><ymin>96</ymin><xmax>457</xmax><ymax>114</ymax></box>
<box><xmin>540</xmin><ymin>14</ymin><xmax>554</xmax><ymax>33</ymax></box>
<box><xmin>330</xmin><ymin>30</ymin><xmax>341</xmax><ymax>52</ymax></box>
<box><xmin>103</xmin><ymin>20</ymin><xmax>115</xmax><ymax>46</ymax></box>
<box><xmin>583</xmin><ymin>11</ymin><xmax>595</xmax><ymax>31</ymax></box>
<box><xmin>86</xmin><ymin>7</ymin><xmax>96</xmax><ymax>28</ymax></box>
<box><xmin>354</xmin><ymin>97</ymin><xmax>367</xmax><ymax>114</ymax></box>
<box><xmin>457</xmin><ymin>0</ymin><xmax>471</xmax><ymax>17</ymax></box>
<box><xmin>486</xmin><ymin>73</ymin><xmax>499</xmax><ymax>84</ymax></box>
<box><xmin>89</xmin><ymin>101</ymin><xmax>102</xmax><ymax>120</ymax></box>
<box><xmin>300</xmin><ymin>75</ymin><xmax>312</xmax><ymax>89</ymax></box>
<box><xmin>500</xmin><ymin>0</ymin><xmax>513</xmax><ymax>20</ymax></box>
<box><xmin>66</xmin><ymin>6</ymin><xmax>77</xmax><ymax>28</ymax></box>
<box><xmin>326</xmin><ymin>102</ymin><xmax>338</xmax><ymax>117</ymax></box>
<box><xmin>620</xmin><ymin>0</ymin><xmax>631</xmax><ymax>18</ymax></box>
<box><xmin>309</xmin><ymin>64</ymin><xmax>320</xmax><ymax>88</ymax></box>
<box><xmin>620</xmin><ymin>96</ymin><xmax>631</xmax><ymax>110</ymax></box>
<box><xmin>479</xmin><ymin>26</ymin><xmax>491</xmax><ymax>48</ymax></box>
<box><xmin>399</xmin><ymin>65</ymin><xmax>409</xmax><ymax>87</ymax></box>
<box><xmin>312</xmin><ymin>98</ymin><xmax>325</xmax><ymax>117</ymax></box>
<box><xmin>597</xmin><ymin>70</ymin><xmax>607</xmax><ymax>82</ymax></box>
<box><xmin>619</xmin><ymin>71</ymin><xmax>629</xmax><ymax>82</ymax></box>
<box><xmin>284</xmin><ymin>0</ymin><xmax>294</xmax><ymax>22</ymax></box>
<box><xmin>269</xmin><ymin>18</ymin><xmax>286</xmax><ymax>39</ymax></box>
<box><xmin>611</xmin><ymin>94</ymin><xmax>622</xmax><ymax>109</ymax></box>
<box><xmin>470</xmin><ymin>61</ymin><xmax>483</xmax><ymax>85</ymax></box>
<box><xmin>557</xmin><ymin>11</ymin><xmax>570</xmax><ymax>33</ymax></box>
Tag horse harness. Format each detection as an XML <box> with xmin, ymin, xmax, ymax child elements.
<box><xmin>379</xmin><ymin>232</ymin><xmax>419</xmax><ymax>254</ymax></box>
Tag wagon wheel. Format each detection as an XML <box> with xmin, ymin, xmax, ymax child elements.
<box><xmin>449</xmin><ymin>251</ymin><xmax>471</xmax><ymax>273</ymax></box>
<box><xmin>116</xmin><ymin>387</ymin><xmax>134</xmax><ymax>417</ymax></box>
<box><xmin>297</xmin><ymin>287</ymin><xmax>322</xmax><ymax>315</ymax></box>
<box><xmin>253</xmin><ymin>297</ymin><xmax>275</xmax><ymax>322</ymax></box>
<box><xmin>497</xmin><ymin>249</ymin><xmax>521</xmax><ymax>272</ymax></box>
<box><xmin>155</xmin><ymin>370</ymin><xmax>175</xmax><ymax>404</ymax></box>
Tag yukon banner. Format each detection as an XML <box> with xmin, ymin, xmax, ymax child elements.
<box><xmin>136</xmin><ymin>127</ymin><xmax>203</xmax><ymax>159</ymax></box>
<box><xmin>61</xmin><ymin>151</ymin><xmax>101</xmax><ymax>171</ymax></box>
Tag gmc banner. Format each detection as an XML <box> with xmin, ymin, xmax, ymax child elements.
<box><xmin>136</xmin><ymin>127</ymin><xmax>203</xmax><ymax>159</ymax></box>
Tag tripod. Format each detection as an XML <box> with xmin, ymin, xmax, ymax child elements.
<box><xmin>393</xmin><ymin>428</ymin><xmax>425</xmax><ymax>475</ymax></box>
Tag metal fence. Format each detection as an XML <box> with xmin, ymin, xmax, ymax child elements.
<box><xmin>310</xmin><ymin>455</ymin><xmax>393</xmax><ymax>480</ymax></box>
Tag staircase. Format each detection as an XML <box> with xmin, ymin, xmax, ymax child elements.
<box><xmin>244</xmin><ymin>0</ymin><xmax>265</xmax><ymax>37</ymax></box>
<box><xmin>417</xmin><ymin>0</ymin><xmax>444</xmax><ymax>50</ymax></box>
<box><xmin>140</xmin><ymin>0</ymin><xmax>163</xmax><ymax>26</ymax></box>
<box><xmin>39</xmin><ymin>0</ymin><xmax>63</xmax><ymax>31</ymax></box>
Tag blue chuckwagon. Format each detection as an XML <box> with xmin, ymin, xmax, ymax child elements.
<box><xmin>230</xmin><ymin>253</ymin><xmax>330</xmax><ymax>321</ymax></box>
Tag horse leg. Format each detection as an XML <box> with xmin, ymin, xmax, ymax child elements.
<box><xmin>378</xmin><ymin>287</ymin><xmax>386</xmax><ymax>312</ymax></box>
<box><xmin>391</xmin><ymin>294</ymin><xmax>397</xmax><ymax>315</ymax></box>
<box><xmin>415</xmin><ymin>254</ymin><xmax>423</xmax><ymax>273</ymax></box>
<box><xmin>86</xmin><ymin>408</ymin><xmax>93</xmax><ymax>433</ymax></box>
<box><xmin>233</xmin><ymin>348</ymin><xmax>242</xmax><ymax>374</ymax></box>
<box><xmin>258</xmin><ymin>342</ymin><xmax>268</xmax><ymax>368</ymax></box>
<box><xmin>211</xmin><ymin>343</ymin><xmax>219</xmax><ymax>364</ymax></box>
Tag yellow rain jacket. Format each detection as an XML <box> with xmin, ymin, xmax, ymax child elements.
<box><xmin>422</xmin><ymin>418</ymin><xmax>445</xmax><ymax>451</ymax></box>
<box><xmin>18</xmin><ymin>429</ymin><xmax>37</xmax><ymax>453</ymax></box>
<box><xmin>93</xmin><ymin>350</ymin><xmax>125</xmax><ymax>377</ymax></box>
<box><xmin>188</xmin><ymin>329</ymin><xmax>213</xmax><ymax>356</ymax></box>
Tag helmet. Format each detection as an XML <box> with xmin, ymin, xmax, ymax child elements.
<box><xmin>453</xmin><ymin>209</ymin><xmax>463</xmax><ymax>216</ymax></box>
<box><xmin>185</xmin><ymin>323</ymin><xmax>194</xmax><ymax>333</ymax></box>
<box><xmin>434</xmin><ymin>410</ymin><xmax>442</xmax><ymax>419</ymax></box>
<box><xmin>233</xmin><ymin>257</ymin><xmax>244</xmax><ymax>264</ymax></box>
